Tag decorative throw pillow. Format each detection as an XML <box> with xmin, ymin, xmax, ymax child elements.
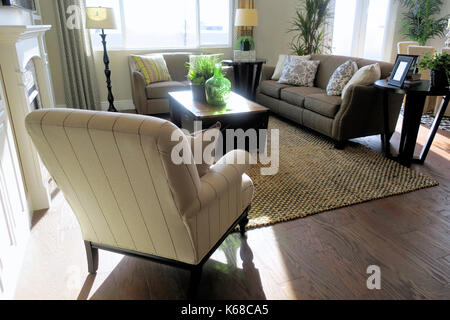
<box><xmin>271</xmin><ymin>54</ymin><xmax>311</xmax><ymax>81</ymax></box>
<box><xmin>326</xmin><ymin>60</ymin><xmax>358</xmax><ymax>96</ymax></box>
<box><xmin>278</xmin><ymin>57</ymin><xmax>320</xmax><ymax>87</ymax></box>
<box><xmin>341</xmin><ymin>63</ymin><xmax>381</xmax><ymax>100</ymax></box>
<box><xmin>185</xmin><ymin>122</ymin><xmax>221</xmax><ymax>177</ymax></box>
<box><xmin>132</xmin><ymin>54</ymin><xmax>172</xmax><ymax>85</ymax></box>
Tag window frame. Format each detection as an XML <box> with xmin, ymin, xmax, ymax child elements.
<box><xmin>90</xmin><ymin>0</ymin><xmax>233</xmax><ymax>51</ymax></box>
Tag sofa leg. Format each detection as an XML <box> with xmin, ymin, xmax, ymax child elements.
<box><xmin>187</xmin><ymin>265</ymin><xmax>203</xmax><ymax>300</ymax></box>
<box><xmin>334</xmin><ymin>141</ymin><xmax>346</xmax><ymax>150</ymax></box>
<box><xmin>84</xmin><ymin>241</ymin><xmax>99</xmax><ymax>274</ymax></box>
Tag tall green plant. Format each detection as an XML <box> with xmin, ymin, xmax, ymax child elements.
<box><xmin>397</xmin><ymin>0</ymin><xmax>450</xmax><ymax>46</ymax></box>
<box><xmin>288</xmin><ymin>0</ymin><xmax>331</xmax><ymax>56</ymax></box>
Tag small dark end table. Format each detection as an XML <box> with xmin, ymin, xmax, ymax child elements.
<box><xmin>222</xmin><ymin>59</ymin><xmax>267</xmax><ymax>101</ymax></box>
<box><xmin>374</xmin><ymin>79</ymin><xmax>449</xmax><ymax>167</ymax></box>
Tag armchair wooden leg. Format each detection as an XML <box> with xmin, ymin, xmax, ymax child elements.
<box><xmin>187</xmin><ymin>265</ymin><xmax>203</xmax><ymax>300</ymax></box>
<box><xmin>239</xmin><ymin>213</ymin><xmax>249</xmax><ymax>237</ymax></box>
<box><xmin>84</xmin><ymin>241</ymin><xmax>99</xmax><ymax>274</ymax></box>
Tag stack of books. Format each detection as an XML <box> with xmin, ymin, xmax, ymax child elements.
<box><xmin>403</xmin><ymin>73</ymin><xmax>422</xmax><ymax>87</ymax></box>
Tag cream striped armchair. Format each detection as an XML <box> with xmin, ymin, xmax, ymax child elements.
<box><xmin>25</xmin><ymin>109</ymin><xmax>254</xmax><ymax>297</ymax></box>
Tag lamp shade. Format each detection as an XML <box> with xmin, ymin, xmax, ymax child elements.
<box><xmin>86</xmin><ymin>7</ymin><xmax>117</xmax><ymax>29</ymax></box>
<box><xmin>235</xmin><ymin>9</ymin><xmax>258</xmax><ymax>27</ymax></box>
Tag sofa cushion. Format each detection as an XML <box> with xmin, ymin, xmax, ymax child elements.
<box><xmin>279</xmin><ymin>57</ymin><xmax>320</xmax><ymax>87</ymax></box>
<box><xmin>326</xmin><ymin>60</ymin><xmax>358</xmax><ymax>96</ymax></box>
<box><xmin>280</xmin><ymin>86</ymin><xmax>324</xmax><ymax>107</ymax></box>
<box><xmin>146</xmin><ymin>81</ymin><xmax>188</xmax><ymax>99</ymax></box>
<box><xmin>132</xmin><ymin>54</ymin><xmax>172</xmax><ymax>85</ymax></box>
<box><xmin>304</xmin><ymin>94</ymin><xmax>342</xmax><ymax>118</ymax></box>
<box><xmin>162</xmin><ymin>53</ymin><xmax>191</xmax><ymax>82</ymax></box>
<box><xmin>259</xmin><ymin>80</ymin><xmax>290</xmax><ymax>99</ymax></box>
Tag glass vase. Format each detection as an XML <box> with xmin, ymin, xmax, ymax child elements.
<box><xmin>205</xmin><ymin>64</ymin><xmax>231</xmax><ymax>106</ymax></box>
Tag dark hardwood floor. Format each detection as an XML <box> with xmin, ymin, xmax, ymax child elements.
<box><xmin>14</xmin><ymin>116</ymin><xmax>449</xmax><ymax>300</ymax></box>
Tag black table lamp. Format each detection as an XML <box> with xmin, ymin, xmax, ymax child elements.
<box><xmin>86</xmin><ymin>7</ymin><xmax>118</xmax><ymax>112</ymax></box>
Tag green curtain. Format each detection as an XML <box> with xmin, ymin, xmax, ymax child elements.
<box><xmin>54</xmin><ymin>0</ymin><xmax>101</xmax><ymax>110</ymax></box>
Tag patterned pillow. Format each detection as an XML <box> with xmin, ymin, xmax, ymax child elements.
<box><xmin>132</xmin><ymin>54</ymin><xmax>172</xmax><ymax>85</ymax></box>
<box><xmin>341</xmin><ymin>63</ymin><xmax>381</xmax><ymax>100</ymax></box>
<box><xmin>326</xmin><ymin>60</ymin><xmax>358</xmax><ymax>96</ymax></box>
<box><xmin>278</xmin><ymin>56</ymin><xmax>320</xmax><ymax>87</ymax></box>
<box><xmin>271</xmin><ymin>54</ymin><xmax>311</xmax><ymax>80</ymax></box>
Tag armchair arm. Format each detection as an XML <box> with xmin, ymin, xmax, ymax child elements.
<box><xmin>332</xmin><ymin>85</ymin><xmax>404</xmax><ymax>142</ymax></box>
<box><xmin>132</xmin><ymin>71</ymin><xmax>149</xmax><ymax>115</ymax></box>
<box><xmin>184</xmin><ymin>149</ymin><xmax>253</xmax><ymax>219</ymax></box>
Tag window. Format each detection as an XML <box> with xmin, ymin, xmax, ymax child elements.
<box><xmin>86</xmin><ymin>0</ymin><xmax>232</xmax><ymax>50</ymax></box>
<box><xmin>332</xmin><ymin>0</ymin><xmax>393</xmax><ymax>61</ymax></box>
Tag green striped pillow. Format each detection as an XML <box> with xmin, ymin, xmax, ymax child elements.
<box><xmin>132</xmin><ymin>54</ymin><xmax>172</xmax><ymax>85</ymax></box>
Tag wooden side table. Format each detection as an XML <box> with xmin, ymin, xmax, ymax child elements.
<box><xmin>374</xmin><ymin>79</ymin><xmax>449</xmax><ymax>167</ymax></box>
<box><xmin>222</xmin><ymin>59</ymin><xmax>266</xmax><ymax>101</ymax></box>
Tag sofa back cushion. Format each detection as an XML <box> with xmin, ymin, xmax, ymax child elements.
<box><xmin>310</xmin><ymin>54</ymin><xmax>393</xmax><ymax>89</ymax></box>
<box><xmin>162</xmin><ymin>53</ymin><xmax>192</xmax><ymax>82</ymax></box>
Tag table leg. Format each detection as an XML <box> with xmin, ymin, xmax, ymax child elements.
<box><xmin>253</xmin><ymin>63</ymin><xmax>263</xmax><ymax>101</ymax></box>
<box><xmin>399</xmin><ymin>94</ymin><xmax>426</xmax><ymax>167</ymax></box>
<box><xmin>169</xmin><ymin>96</ymin><xmax>182</xmax><ymax>128</ymax></box>
<box><xmin>233</xmin><ymin>65</ymin><xmax>241</xmax><ymax>95</ymax></box>
<box><xmin>247</xmin><ymin>64</ymin><xmax>255</xmax><ymax>99</ymax></box>
<box><xmin>417</xmin><ymin>94</ymin><xmax>449</xmax><ymax>164</ymax></box>
<box><xmin>382</xmin><ymin>91</ymin><xmax>392</xmax><ymax>157</ymax></box>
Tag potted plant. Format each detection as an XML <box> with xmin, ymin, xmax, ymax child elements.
<box><xmin>236</xmin><ymin>36</ymin><xmax>255</xmax><ymax>51</ymax></box>
<box><xmin>288</xmin><ymin>0</ymin><xmax>331</xmax><ymax>55</ymax></box>
<box><xmin>397</xmin><ymin>0</ymin><xmax>450</xmax><ymax>46</ymax></box>
<box><xmin>418</xmin><ymin>52</ymin><xmax>450</xmax><ymax>89</ymax></box>
<box><xmin>186</xmin><ymin>55</ymin><xmax>220</xmax><ymax>102</ymax></box>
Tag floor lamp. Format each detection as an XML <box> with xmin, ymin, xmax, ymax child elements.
<box><xmin>86</xmin><ymin>7</ymin><xmax>118</xmax><ymax>112</ymax></box>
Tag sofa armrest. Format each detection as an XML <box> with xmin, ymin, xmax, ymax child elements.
<box><xmin>132</xmin><ymin>71</ymin><xmax>149</xmax><ymax>115</ymax></box>
<box><xmin>261</xmin><ymin>65</ymin><xmax>276</xmax><ymax>81</ymax></box>
<box><xmin>333</xmin><ymin>85</ymin><xmax>404</xmax><ymax>141</ymax></box>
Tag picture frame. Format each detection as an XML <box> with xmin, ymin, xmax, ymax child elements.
<box><xmin>1</xmin><ymin>0</ymin><xmax>36</xmax><ymax>11</ymax></box>
<box><xmin>388</xmin><ymin>54</ymin><xmax>418</xmax><ymax>87</ymax></box>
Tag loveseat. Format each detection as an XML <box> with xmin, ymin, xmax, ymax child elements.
<box><xmin>256</xmin><ymin>54</ymin><xmax>404</xmax><ymax>147</ymax></box>
<box><xmin>129</xmin><ymin>53</ymin><xmax>234</xmax><ymax>115</ymax></box>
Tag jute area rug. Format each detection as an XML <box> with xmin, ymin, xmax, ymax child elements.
<box><xmin>245</xmin><ymin>116</ymin><xmax>439</xmax><ymax>230</ymax></box>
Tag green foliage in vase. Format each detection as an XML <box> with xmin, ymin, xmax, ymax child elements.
<box><xmin>397</xmin><ymin>0</ymin><xmax>450</xmax><ymax>46</ymax></box>
<box><xmin>205</xmin><ymin>64</ymin><xmax>231</xmax><ymax>106</ymax></box>
<box><xmin>236</xmin><ymin>36</ymin><xmax>255</xmax><ymax>50</ymax></box>
<box><xmin>418</xmin><ymin>52</ymin><xmax>450</xmax><ymax>78</ymax></box>
<box><xmin>186</xmin><ymin>55</ymin><xmax>223</xmax><ymax>86</ymax></box>
<box><xmin>288</xmin><ymin>0</ymin><xmax>331</xmax><ymax>56</ymax></box>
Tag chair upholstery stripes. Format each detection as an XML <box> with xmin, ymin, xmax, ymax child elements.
<box><xmin>25</xmin><ymin>109</ymin><xmax>254</xmax><ymax>265</ymax></box>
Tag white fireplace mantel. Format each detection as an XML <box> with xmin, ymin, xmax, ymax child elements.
<box><xmin>0</xmin><ymin>24</ymin><xmax>55</xmax><ymax>214</ymax></box>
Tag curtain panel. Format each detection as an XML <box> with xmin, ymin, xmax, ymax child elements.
<box><xmin>54</xmin><ymin>0</ymin><xmax>101</xmax><ymax>110</ymax></box>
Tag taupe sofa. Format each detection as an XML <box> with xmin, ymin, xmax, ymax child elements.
<box><xmin>256</xmin><ymin>54</ymin><xmax>404</xmax><ymax>147</ymax></box>
<box><xmin>129</xmin><ymin>53</ymin><xmax>234</xmax><ymax>115</ymax></box>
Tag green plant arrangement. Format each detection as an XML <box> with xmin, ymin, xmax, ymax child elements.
<box><xmin>205</xmin><ymin>64</ymin><xmax>232</xmax><ymax>106</ymax></box>
<box><xmin>418</xmin><ymin>52</ymin><xmax>450</xmax><ymax>88</ymax></box>
<box><xmin>236</xmin><ymin>36</ymin><xmax>255</xmax><ymax>51</ymax></box>
<box><xmin>288</xmin><ymin>0</ymin><xmax>331</xmax><ymax>56</ymax></box>
<box><xmin>186</xmin><ymin>55</ymin><xmax>222</xmax><ymax>101</ymax></box>
<box><xmin>397</xmin><ymin>0</ymin><xmax>450</xmax><ymax>46</ymax></box>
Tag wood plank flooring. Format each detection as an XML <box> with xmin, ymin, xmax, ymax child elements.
<box><xmin>13</xmin><ymin>116</ymin><xmax>450</xmax><ymax>300</ymax></box>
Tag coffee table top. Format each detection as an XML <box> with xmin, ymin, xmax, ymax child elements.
<box><xmin>168</xmin><ymin>91</ymin><xmax>268</xmax><ymax>119</ymax></box>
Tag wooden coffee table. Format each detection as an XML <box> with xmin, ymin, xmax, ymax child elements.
<box><xmin>169</xmin><ymin>91</ymin><xmax>269</xmax><ymax>152</ymax></box>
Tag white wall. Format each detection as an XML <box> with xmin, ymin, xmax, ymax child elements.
<box><xmin>254</xmin><ymin>0</ymin><xmax>299</xmax><ymax>66</ymax></box>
